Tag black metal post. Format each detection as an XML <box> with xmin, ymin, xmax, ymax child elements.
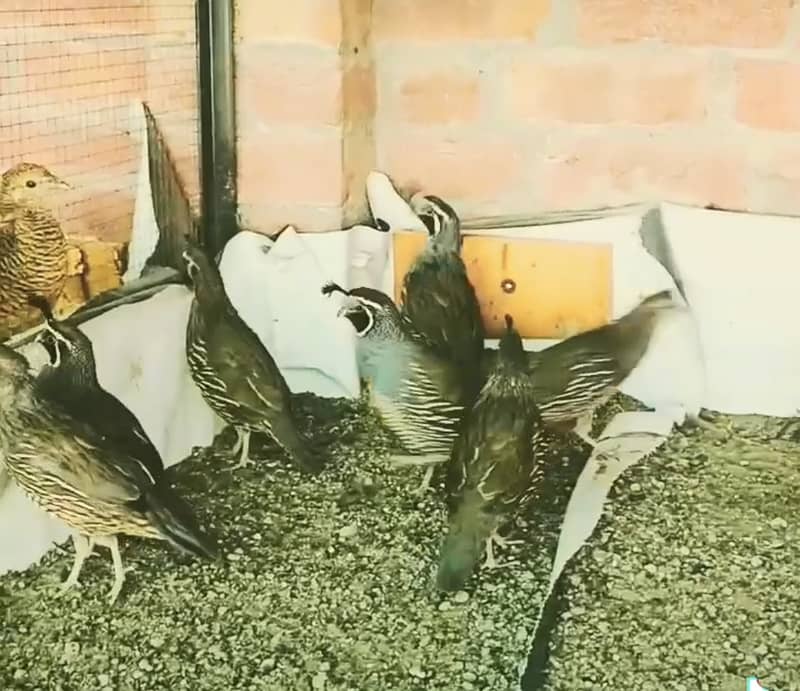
<box><xmin>197</xmin><ymin>0</ymin><xmax>238</xmax><ymax>258</ymax></box>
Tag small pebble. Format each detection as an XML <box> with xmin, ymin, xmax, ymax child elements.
<box><xmin>769</xmin><ymin>517</ymin><xmax>788</xmax><ymax>530</ymax></box>
<box><xmin>453</xmin><ymin>591</ymin><xmax>470</xmax><ymax>604</ymax></box>
<box><xmin>338</xmin><ymin>524</ymin><xmax>358</xmax><ymax>539</ymax></box>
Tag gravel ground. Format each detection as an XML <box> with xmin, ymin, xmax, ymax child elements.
<box><xmin>0</xmin><ymin>392</ymin><xmax>590</xmax><ymax>691</ymax></box>
<box><xmin>544</xmin><ymin>413</ymin><xmax>800</xmax><ymax>691</ymax></box>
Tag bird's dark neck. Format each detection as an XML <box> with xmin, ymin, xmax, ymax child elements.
<box><xmin>37</xmin><ymin>363</ymin><xmax>99</xmax><ymax>397</ymax></box>
<box><xmin>191</xmin><ymin>271</ymin><xmax>231</xmax><ymax>316</ymax></box>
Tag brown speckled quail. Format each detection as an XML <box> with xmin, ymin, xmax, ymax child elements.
<box><xmin>0</xmin><ymin>162</ymin><xmax>71</xmax><ymax>341</ymax></box>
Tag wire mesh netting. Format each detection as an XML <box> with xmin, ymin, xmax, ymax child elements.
<box><xmin>0</xmin><ymin>0</ymin><xmax>200</xmax><ymax>330</ymax></box>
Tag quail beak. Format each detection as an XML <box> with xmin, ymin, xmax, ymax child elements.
<box><xmin>48</xmin><ymin>175</ymin><xmax>72</xmax><ymax>190</ymax></box>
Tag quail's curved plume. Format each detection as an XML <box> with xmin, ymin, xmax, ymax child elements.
<box><xmin>183</xmin><ymin>240</ymin><xmax>323</xmax><ymax>473</ymax></box>
<box><xmin>520</xmin><ymin>289</ymin><xmax>679</xmax><ymax>448</ymax></box>
<box><xmin>437</xmin><ymin>314</ymin><xmax>543</xmax><ymax>592</ymax></box>
<box><xmin>322</xmin><ymin>281</ymin><xmax>467</xmax><ymax>492</ymax></box>
<box><xmin>0</xmin><ymin>344</ymin><xmax>218</xmax><ymax>604</ymax></box>
<box><xmin>28</xmin><ymin>294</ymin><xmax>164</xmax><ymax>483</ymax></box>
<box><xmin>402</xmin><ymin>194</ymin><xmax>485</xmax><ymax>399</ymax></box>
<box><xmin>0</xmin><ymin>162</ymin><xmax>71</xmax><ymax>341</ymax></box>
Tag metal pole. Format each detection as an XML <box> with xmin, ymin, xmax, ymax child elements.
<box><xmin>197</xmin><ymin>0</ymin><xmax>238</xmax><ymax>257</ymax></box>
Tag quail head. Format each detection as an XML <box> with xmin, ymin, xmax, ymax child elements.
<box><xmin>323</xmin><ymin>281</ymin><xmax>468</xmax><ymax>492</ymax></box>
<box><xmin>437</xmin><ymin>314</ymin><xmax>543</xmax><ymax>592</ymax></box>
<box><xmin>1</xmin><ymin>162</ymin><xmax>71</xmax><ymax>209</ymax></box>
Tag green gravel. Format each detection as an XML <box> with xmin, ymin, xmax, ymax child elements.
<box><xmin>0</xmin><ymin>392</ymin><xmax>588</xmax><ymax>691</ymax></box>
<box><xmin>545</xmin><ymin>413</ymin><xmax>800</xmax><ymax>691</ymax></box>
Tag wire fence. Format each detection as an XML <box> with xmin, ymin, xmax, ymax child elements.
<box><xmin>0</xmin><ymin>1</ymin><xmax>200</xmax><ymax>318</ymax></box>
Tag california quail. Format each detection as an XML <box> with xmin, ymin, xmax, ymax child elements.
<box><xmin>182</xmin><ymin>240</ymin><xmax>323</xmax><ymax>474</ymax></box>
<box><xmin>322</xmin><ymin>281</ymin><xmax>467</xmax><ymax>492</ymax></box>
<box><xmin>526</xmin><ymin>289</ymin><xmax>678</xmax><ymax>447</ymax></box>
<box><xmin>402</xmin><ymin>194</ymin><xmax>485</xmax><ymax>399</ymax></box>
<box><xmin>0</xmin><ymin>344</ymin><xmax>218</xmax><ymax>604</ymax></box>
<box><xmin>28</xmin><ymin>295</ymin><xmax>164</xmax><ymax>483</ymax></box>
<box><xmin>0</xmin><ymin>162</ymin><xmax>71</xmax><ymax>341</ymax></box>
<box><xmin>437</xmin><ymin>314</ymin><xmax>543</xmax><ymax>592</ymax></box>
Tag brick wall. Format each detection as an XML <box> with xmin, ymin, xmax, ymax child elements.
<box><xmin>0</xmin><ymin>0</ymin><xmax>200</xmax><ymax>245</ymax></box>
<box><xmin>235</xmin><ymin>0</ymin><xmax>800</xmax><ymax>233</ymax></box>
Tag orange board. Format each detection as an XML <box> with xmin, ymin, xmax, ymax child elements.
<box><xmin>392</xmin><ymin>230</ymin><xmax>614</xmax><ymax>339</ymax></box>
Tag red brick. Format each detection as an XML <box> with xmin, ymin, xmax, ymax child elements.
<box><xmin>379</xmin><ymin>130</ymin><xmax>526</xmax><ymax>202</ymax></box>
<box><xmin>236</xmin><ymin>0</ymin><xmax>342</xmax><ymax>46</ymax></box>
<box><xmin>736</xmin><ymin>60</ymin><xmax>800</xmax><ymax>132</ymax></box>
<box><xmin>577</xmin><ymin>0</ymin><xmax>792</xmax><ymax>48</ymax></box>
<box><xmin>533</xmin><ymin>133</ymin><xmax>746</xmax><ymax>211</ymax></box>
<box><xmin>374</xmin><ymin>0</ymin><xmax>551</xmax><ymax>41</ymax></box>
<box><xmin>388</xmin><ymin>69</ymin><xmax>482</xmax><ymax>124</ymax></box>
<box><xmin>508</xmin><ymin>55</ymin><xmax>708</xmax><ymax>125</ymax></box>
<box><xmin>237</xmin><ymin>128</ymin><xmax>343</xmax><ymax>207</ymax></box>
<box><xmin>236</xmin><ymin>44</ymin><xmax>342</xmax><ymax>128</ymax></box>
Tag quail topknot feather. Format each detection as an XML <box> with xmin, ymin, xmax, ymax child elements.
<box><xmin>323</xmin><ymin>281</ymin><xmax>468</xmax><ymax>492</ymax></box>
<box><xmin>0</xmin><ymin>344</ymin><xmax>218</xmax><ymax>604</ymax></box>
<box><xmin>182</xmin><ymin>239</ymin><xmax>323</xmax><ymax>474</ymax></box>
<box><xmin>28</xmin><ymin>295</ymin><xmax>165</xmax><ymax>483</ymax></box>
<box><xmin>402</xmin><ymin>193</ymin><xmax>485</xmax><ymax>399</ymax></box>
<box><xmin>0</xmin><ymin>162</ymin><xmax>71</xmax><ymax>341</ymax></box>
<box><xmin>437</xmin><ymin>314</ymin><xmax>544</xmax><ymax>592</ymax></box>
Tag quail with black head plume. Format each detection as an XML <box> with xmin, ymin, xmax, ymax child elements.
<box><xmin>437</xmin><ymin>314</ymin><xmax>544</xmax><ymax>592</ymax></box>
<box><xmin>28</xmin><ymin>295</ymin><xmax>164</xmax><ymax>483</ymax></box>
<box><xmin>323</xmin><ymin>281</ymin><xmax>467</xmax><ymax>492</ymax></box>
<box><xmin>0</xmin><ymin>344</ymin><xmax>218</xmax><ymax>604</ymax></box>
<box><xmin>402</xmin><ymin>194</ymin><xmax>485</xmax><ymax>400</ymax></box>
<box><xmin>182</xmin><ymin>239</ymin><xmax>323</xmax><ymax>474</ymax></box>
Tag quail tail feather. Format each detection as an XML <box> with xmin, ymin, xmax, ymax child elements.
<box><xmin>144</xmin><ymin>484</ymin><xmax>219</xmax><ymax>561</ymax></box>
<box><xmin>436</xmin><ymin>498</ymin><xmax>494</xmax><ymax>592</ymax></box>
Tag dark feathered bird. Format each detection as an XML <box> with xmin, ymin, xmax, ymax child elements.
<box><xmin>182</xmin><ymin>241</ymin><xmax>322</xmax><ymax>474</ymax></box>
<box><xmin>480</xmin><ymin>289</ymin><xmax>678</xmax><ymax>448</ymax></box>
<box><xmin>402</xmin><ymin>194</ymin><xmax>485</xmax><ymax>399</ymax></box>
<box><xmin>323</xmin><ymin>281</ymin><xmax>467</xmax><ymax>491</ymax></box>
<box><xmin>0</xmin><ymin>344</ymin><xmax>218</xmax><ymax>604</ymax></box>
<box><xmin>0</xmin><ymin>162</ymin><xmax>71</xmax><ymax>341</ymax></box>
<box><xmin>437</xmin><ymin>314</ymin><xmax>543</xmax><ymax>592</ymax></box>
<box><xmin>28</xmin><ymin>295</ymin><xmax>164</xmax><ymax>483</ymax></box>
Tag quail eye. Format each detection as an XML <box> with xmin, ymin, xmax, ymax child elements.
<box><xmin>25</xmin><ymin>180</ymin><xmax>37</xmax><ymax>188</ymax></box>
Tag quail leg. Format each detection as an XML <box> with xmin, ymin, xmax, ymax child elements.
<box><xmin>388</xmin><ymin>453</ymin><xmax>446</xmax><ymax>495</ymax></box>
<box><xmin>572</xmin><ymin>413</ymin><xmax>597</xmax><ymax>449</ymax></box>
<box><xmin>482</xmin><ymin>528</ymin><xmax>522</xmax><ymax>570</ymax></box>
<box><xmin>95</xmin><ymin>535</ymin><xmax>132</xmax><ymax>605</ymax></box>
<box><xmin>230</xmin><ymin>428</ymin><xmax>255</xmax><ymax>469</ymax></box>
<box><xmin>57</xmin><ymin>534</ymin><xmax>93</xmax><ymax>596</ymax></box>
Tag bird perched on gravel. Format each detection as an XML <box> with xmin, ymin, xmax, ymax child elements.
<box><xmin>437</xmin><ymin>314</ymin><xmax>543</xmax><ymax>592</ymax></box>
<box><xmin>28</xmin><ymin>295</ymin><xmax>164</xmax><ymax>483</ymax></box>
<box><xmin>402</xmin><ymin>194</ymin><xmax>485</xmax><ymax>399</ymax></box>
<box><xmin>182</xmin><ymin>240</ymin><xmax>323</xmax><ymax>474</ymax></box>
<box><xmin>0</xmin><ymin>162</ymin><xmax>71</xmax><ymax>341</ymax></box>
<box><xmin>522</xmin><ymin>289</ymin><xmax>679</xmax><ymax>449</ymax></box>
<box><xmin>323</xmin><ymin>281</ymin><xmax>467</xmax><ymax>492</ymax></box>
<box><xmin>0</xmin><ymin>344</ymin><xmax>217</xmax><ymax>604</ymax></box>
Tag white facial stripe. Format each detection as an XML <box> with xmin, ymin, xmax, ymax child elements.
<box><xmin>353</xmin><ymin>296</ymin><xmax>384</xmax><ymax>311</ymax></box>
